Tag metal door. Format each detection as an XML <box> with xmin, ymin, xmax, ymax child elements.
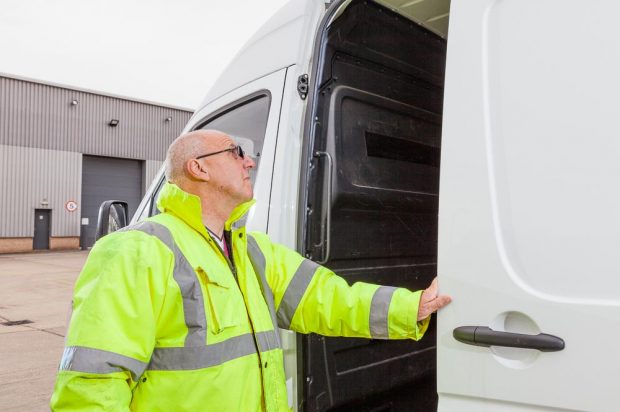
<box><xmin>80</xmin><ymin>155</ymin><xmax>142</xmax><ymax>249</ymax></box>
<box><xmin>33</xmin><ymin>209</ymin><xmax>50</xmax><ymax>249</ymax></box>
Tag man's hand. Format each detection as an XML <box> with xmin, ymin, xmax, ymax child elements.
<box><xmin>417</xmin><ymin>277</ymin><xmax>452</xmax><ymax>321</ymax></box>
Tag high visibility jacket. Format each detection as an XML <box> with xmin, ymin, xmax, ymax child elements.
<box><xmin>51</xmin><ymin>183</ymin><xmax>429</xmax><ymax>411</ymax></box>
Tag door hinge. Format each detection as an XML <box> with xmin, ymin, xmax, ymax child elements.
<box><xmin>297</xmin><ymin>74</ymin><xmax>309</xmax><ymax>100</ymax></box>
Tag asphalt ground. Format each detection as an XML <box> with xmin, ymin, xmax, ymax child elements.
<box><xmin>0</xmin><ymin>250</ymin><xmax>88</xmax><ymax>411</ymax></box>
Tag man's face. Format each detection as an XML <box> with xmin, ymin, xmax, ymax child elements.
<box><xmin>197</xmin><ymin>134</ymin><xmax>256</xmax><ymax>205</ymax></box>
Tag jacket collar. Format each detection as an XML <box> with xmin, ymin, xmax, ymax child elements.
<box><xmin>156</xmin><ymin>182</ymin><xmax>255</xmax><ymax>239</ymax></box>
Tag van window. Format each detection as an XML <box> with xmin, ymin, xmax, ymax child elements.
<box><xmin>199</xmin><ymin>94</ymin><xmax>270</xmax><ymax>179</ymax></box>
<box><xmin>148</xmin><ymin>93</ymin><xmax>270</xmax><ymax>217</ymax></box>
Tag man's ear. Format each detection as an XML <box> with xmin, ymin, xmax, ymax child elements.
<box><xmin>186</xmin><ymin>159</ymin><xmax>209</xmax><ymax>181</ymax></box>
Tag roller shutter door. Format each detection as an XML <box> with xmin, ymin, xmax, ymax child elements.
<box><xmin>80</xmin><ymin>155</ymin><xmax>142</xmax><ymax>249</ymax></box>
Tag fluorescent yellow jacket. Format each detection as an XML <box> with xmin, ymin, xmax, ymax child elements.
<box><xmin>51</xmin><ymin>183</ymin><xmax>429</xmax><ymax>411</ymax></box>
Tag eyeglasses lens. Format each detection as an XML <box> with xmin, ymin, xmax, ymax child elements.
<box><xmin>235</xmin><ymin>145</ymin><xmax>245</xmax><ymax>159</ymax></box>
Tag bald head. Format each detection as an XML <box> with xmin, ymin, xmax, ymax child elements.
<box><xmin>165</xmin><ymin>129</ymin><xmax>229</xmax><ymax>184</ymax></box>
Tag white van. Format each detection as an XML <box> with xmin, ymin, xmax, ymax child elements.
<box><xmin>98</xmin><ymin>0</ymin><xmax>620</xmax><ymax>410</ymax></box>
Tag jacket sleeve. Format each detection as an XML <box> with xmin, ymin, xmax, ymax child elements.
<box><xmin>250</xmin><ymin>232</ymin><xmax>430</xmax><ymax>340</ymax></box>
<box><xmin>50</xmin><ymin>231</ymin><xmax>173</xmax><ymax>411</ymax></box>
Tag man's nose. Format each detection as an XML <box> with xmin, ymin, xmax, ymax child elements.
<box><xmin>244</xmin><ymin>155</ymin><xmax>256</xmax><ymax>169</ymax></box>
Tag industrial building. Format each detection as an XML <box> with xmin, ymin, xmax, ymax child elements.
<box><xmin>0</xmin><ymin>74</ymin><xmax>193</xmax><ymax>253</ymax></box>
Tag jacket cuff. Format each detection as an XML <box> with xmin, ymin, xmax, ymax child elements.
<box><xmin>388</xmin><ymin>289</ymin><xmax>430</xmax><ymax>340</ymax></box>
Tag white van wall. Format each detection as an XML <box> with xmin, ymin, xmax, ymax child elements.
<box><xmin>438</xmin><ymin>0</ymin><xmax>620</xmax><ymax>410</ymax></box>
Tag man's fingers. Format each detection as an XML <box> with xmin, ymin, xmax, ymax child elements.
<box><xmin>434</xmin><ymin>295</ymin><xmax>452</xmax><ymax>310</ymax></box>
<box><xmin>421</xmin><ymin>277</ymin><xmax>439</xmax><ymax>303</ymax></box>
<box><xmin>418</xmin><ymin>277</ymin><xmax>452</xmax><ymax>320</ymax></box>
<box><xmin>427</xmin><ymin>277</ymin><xmax>438</xmax><ymax>296</ymax></box>
<box><xmin>417</xmin><ymin>294</ymin><xmax>452</xmax><ymax>321</ymax></box>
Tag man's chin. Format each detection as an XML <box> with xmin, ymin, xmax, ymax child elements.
<box><xmin>240</xmin><ymin>190</ymin><xmax>253</xmax><ymax>203</ymax></box>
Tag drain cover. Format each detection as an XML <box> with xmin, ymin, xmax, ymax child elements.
<box><xmin>1</xmin><ymin>319</ymin><xmax>33</xmax><ymax>326</ymax></box>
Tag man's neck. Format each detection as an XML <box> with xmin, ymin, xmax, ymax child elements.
<box><xmin>200</xmin><ymin>197</ymin><xmax>234</xmax><ymax>239</ymax></box>
<box><xmin>177</xmin><ymin>182</ymin><xmax>237</xmax><ymax>238</ymax></box>
<box><xmin>203</xmin><ymin>219</ymin><xmax>224</xmax><ymax>239</ymax></box>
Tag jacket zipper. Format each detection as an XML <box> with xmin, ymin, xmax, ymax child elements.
<box><xmin>209</xmin><ymin>230</ymin><xmax>262</xmax><ymax>358</ymax></box>
<box><xmin>222</xmin><ymin>230</ymin><xmax>269</xmax><ymax>403</ymax></box>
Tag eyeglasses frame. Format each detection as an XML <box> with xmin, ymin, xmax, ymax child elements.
<box><xmin>195</xmin><ymin>145</ymin><xmax>245</xmax><ymax>160</ymax></box>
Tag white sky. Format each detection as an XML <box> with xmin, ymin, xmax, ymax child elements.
<box><xmin>0</xmin><ymin>0</ymin><xmax>290</xmax><ymax>110</ymax></box>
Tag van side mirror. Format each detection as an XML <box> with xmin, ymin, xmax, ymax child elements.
<box><xmin>96</xmin><ymin>200</ymin><xmax>129</xmax><ymax>241</ymax></box>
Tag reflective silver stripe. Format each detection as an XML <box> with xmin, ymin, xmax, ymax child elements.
<box><xmin>255</xmin><ymin>329</ymin><xmax>281</xmax><ymax>352</ymax></box>
<box><xmin>59</xmin><ymin>346</ymin><xmax>147</xmax><ymax>381</ymax></box>
<box><xmin>369</xmin><ymin>286</ymin><xmax>397</xmax><ymax>339</ymax></box>
<box><xmin>231</xmin><ymin>210</ymin><xmax>250</xmax><ymax>230</ymax></box>
<box><xmin>246</xmin><ymin>235</ymin><xmax>281</xmax><ymax>349</ymax></box>
<box><xmin>121</xmin><ymin>221</ymin><xmax>207</xmax><ymax>347</ymax></box>
<box><xmin>277</xmin><ymin>259</ymin><xmax>319</xmax><ymax>329</ymax></box>
<box><xmin>148</xmin><ymin>331</ymin><xmax>278</xmax><ymax>371</ymax></box>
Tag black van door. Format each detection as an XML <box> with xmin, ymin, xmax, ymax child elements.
<box><xmin>299</xmin><ymin>1</ymin><xmax>447</xmax><ymax>410</ymax></box>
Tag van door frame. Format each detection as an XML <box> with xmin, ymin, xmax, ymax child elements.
<box><xmin>132</xmin><ymin>68</ymin><xmax>289</xmax><ymax>231</ymax></box>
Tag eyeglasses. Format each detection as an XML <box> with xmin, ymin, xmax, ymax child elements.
<box><xmin>195</xmin><ymin>145</ymin><xmax>245</xmax><ymax>160</ymax></box>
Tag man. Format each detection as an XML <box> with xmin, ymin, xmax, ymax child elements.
<box><xmin>51</xmin><ymin>130</ymin><xmax>451</xmax><ymax>411</ymax></box>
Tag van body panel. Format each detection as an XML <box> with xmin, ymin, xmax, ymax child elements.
<box><xmin>438</xmin><ymin>0</ymin><xmax>620</xmax><ymax>410</ymax></box>
<box><xmin>266</xmin><ymin>63</ymin><xmax>310</xmax><ymax>409</ymax></box>
<box><xmin>198</xmin><ymin>0</ymin><xmax>324</xmax><ymax>110</ymax></box>
<box><xmin>267</xmin><ymin>64</ymin><xmax>306</xmax><ymax>249</ymax></box>
<box><xmin>439</xmin><ymin>394</ymin><xmax>577</xmax><ymax>412</ymax></box>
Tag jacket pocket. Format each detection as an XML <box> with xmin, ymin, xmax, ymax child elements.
<box><xmin>196</xmin><ymin>266</ymin><xmax>239</xmax><ymax>335</ymax></box>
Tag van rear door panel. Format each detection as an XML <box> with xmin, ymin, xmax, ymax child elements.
<box><xmin>438</xmin><ymin>0</ymin><xmax>620</xmax><ymax>410</ymax></box>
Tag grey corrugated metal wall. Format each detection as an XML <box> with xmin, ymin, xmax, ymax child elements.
<box><xmin>0</xmin><ymin>145</ymin><xmax>81</xmax><ymax>237</ymax></box>
<box><xmin>0</xmin><ymin>76</ymin><xmax>191</xmax><ymax>159</ymax></box>
<box><xmin>0</xmin><ymin>75</ymin><xmax>192</xmax><ymax>242</ymax></box>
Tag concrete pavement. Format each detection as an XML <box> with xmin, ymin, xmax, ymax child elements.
<box><xmin>0</xmin><ymin>251</ymin><xmax>88</xmax><ymax>411</ymax></box>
